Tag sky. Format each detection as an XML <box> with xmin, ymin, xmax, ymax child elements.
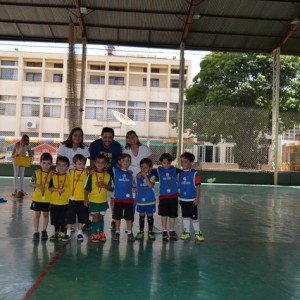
<box><xmin>0</xmin><ymin>41</ymin><xmax>210</xmax><ymax>79</ymax></box>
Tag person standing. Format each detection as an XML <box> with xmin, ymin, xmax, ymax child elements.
<box><xmin>57</xmin><ymin>127</ymin><xmax>90</xmax><ymax>169</ymax></box>
<box><xmin>12</xmin><ymin>134</ymin><xmax>34</xmax><ymax>197</ymax></box>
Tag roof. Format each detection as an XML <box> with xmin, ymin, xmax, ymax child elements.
<box><xmin>0</xmin><ymin>0</ymin><xmax>300</xmax><ymax>55</ymax></box>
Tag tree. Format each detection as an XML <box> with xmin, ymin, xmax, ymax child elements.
<box><xmin>183</xmin><ymin>52</ymin><xmax>300</xmax><ymax>168</ymax></box>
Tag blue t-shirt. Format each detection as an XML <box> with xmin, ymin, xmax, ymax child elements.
<box><xmin>89</xmin><ymin>139</ymin><xmax>122</xmax><ymax>170</ymax></box>
<box><xmin>178</xmin><ymin>169</ymin><xmax>199</xmax><ymax>200</ymax></box>
<box><xmin>136</xmin><ymin>173</ymin><xmax>156</xmax><ymax>205</ymax></box>
<box><xmin>113</xmin><ymin>166</ymin><xmax>134</xmax><ymax>203</ymax></box>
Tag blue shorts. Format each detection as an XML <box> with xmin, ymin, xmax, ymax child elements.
<box><xmin>136</xmin><ymin>204</ymin><xmax>156</xmax><ymax>214</ymax></box>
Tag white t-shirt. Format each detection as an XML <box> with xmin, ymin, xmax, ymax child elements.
<box><xmin>57</xmin><ymin>144</ymin><xmax>90</xmax><ymax>169</ymax></box>
<box><xmin>123</xmin><ymin>145</ymin><xmax>152</xmax><ymax>177</ymax></box>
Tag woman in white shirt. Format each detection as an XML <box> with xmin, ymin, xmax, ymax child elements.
<box><xmin>123</xmin><ymin>130</ymin><xmax>153</xmax><ymax>177</ymax></box>
<box><xmin>57</xmin><ymin>127</ymin><xmax>90</xmax><ymax>169</ymax></box>
<box><xmin>12</xmin><ymin>134</ymin><xmax>34</xmax><ymax>197</ymax></box>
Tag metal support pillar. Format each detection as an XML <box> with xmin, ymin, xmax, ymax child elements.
<box><xmin>272</xmin><ymin>48</ymin><xmax>280</xmax><ymax>185</ymax></box>
<box><xmin>176</xmin><ymin>42</ymin><xmax>185</xmax><ymax>167</ymax></box>
<box><xmin>80</xmin><ymin>38</ymin><xmax>87</xmax><ymax>128</ymax></box>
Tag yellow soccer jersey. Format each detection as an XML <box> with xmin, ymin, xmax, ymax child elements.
<box><xmin>31</xmin><ymin>169</ymin><xmax>54</xmax><ymax>203</ymax></box>
<box><xmin>49</xmin><ymin>173</ymin><xmax>71</xmax><ymax>205</ymax></box>
<box><xmin>69</xmin><ymin>169</ymin><xmax>88</xmax><ymax>201</ymax></box>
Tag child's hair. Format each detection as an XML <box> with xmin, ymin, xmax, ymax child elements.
<box><xmin>95</xmin><ymin>153</ymin><xmax>107</xmax><ymax>163</ymax></box>
<box><xmin>61</xmin><ymin>127</ymin><xmax>86</xmax><ymax>149</ymax></box>
<box><xmin>101</xmin><ymin>127</ymin><xmax>115</xmax><ymax>137</ymax></box>
<box><xmin>159</xmin><ymin>153</ymin><xmax>173</xmax><ymax>162</ymax></box>
<box><xmin>21</xmin><ymin>134</ymin><xmax>29</xmax><ymax>143</ymax></box>
<box><xmin>140</xmin><ymin>157</ymin><xmax>153</xmax><ymax>168</ymax></box>
<box><xmin>56</xmin><ymin>156</ymin><xmax>70</xmax><ymax>167</ymax></box>
<box><xmin>125</xmin><ymin>130</ymin><xmax>142</xmax><ymax>149</ymax></box>
<box><xmin>118</xmin><ymin>153</ymin><xmax>131</xmax><ymax>161</ymax></box>
<box><xmin>73</xmin><ymin>154</ymin><xmax>87</xmax><ymax>164</ymax></box>
<box><xmin>180</xmin><ymin>152</ymin><xmax>195</xmax><ymax>162</ymax></box>
<box><xmin>40</xmin><ymin>152</ymin><xmax>53</xmax><ymax>164</ymax></box>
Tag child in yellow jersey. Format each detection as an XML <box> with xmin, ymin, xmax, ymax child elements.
<box><xmin>62</xmin><ymin>154</ymin><xmax>89</xmax><ymax>242</ymax></box>
<box><xmin>29</xmin><ymin>152</ymin><xmax>54</xmax><ymax>241</ymax></box>
<box><xmin>84</xmin><ymin>154</ymin><xmax>113</xmax><ymax>242</ymax></box>
<box><xmin>48</xmin><ymin>156</ymin><xmax>71</xmax><ymax>241</ymax></box>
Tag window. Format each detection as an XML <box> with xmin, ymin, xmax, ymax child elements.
<box><xmin>128</xmin><ymin>109</ymin><xmax>146</xmax><ymax>121</ymax></box>
<box><xmin>42</xmin><ymin>133</ymin><xmax>60</xmax><ymax>138</ymax></box>
<box><xmin>43</xmin><ymin>105</ymin><xmax>61</xmax><ymax>118</ymax></box>
<box><xmin>53</xmin><ymin>74</ymin><xmax>63</xmax><ymax>82</ymax></box>
<box><xmin>109</xmin><ymin>66</ymin><xmax>125</xmax><ymax>71</ymax></box>
<box><xmin>85</xmin><ymin>107</ymin><xmax>104</xmax><ymax>120</ymax></box>
<box><xmin>26</xmin><ymin>72</ymin><xmax>42</xmax><ymax>81</ymax></box>
<box><xmin>107</xmin><ymin>108</ymin><xmax>125</xmax><ymax>120</ymax></box>
<box><xmin>150</xmin><ymin>78</ymin><xmax>159</xmax><ymax>87</ymax></box>
<box><xmin>1</xmin><ymin>60</ymin><xmax>17</xmax><ymax>66</ymax></box>
<box><xmin>128</xmin><ymin>101</ymin><xmax>146</xmax><ymax>107</ymax></box>
<box><xmin>0</xmin><ymin>103</ymin><xmax>16</xmax><ymax>115</ymax></box>
<box><xmin>90</xmin><ymin>75</ymin><xmax>105</xmax><ymax>84</ymax></box>
<box><xmin>26</xmin><ymin>61</ymin><xmax>42</xmax><ymax>67</ymax></box>
<box><xmin>0</xmin><ymin>68</ymin><xmax>17</xmax><ymax>80</ymax></box>
<box><xmin>151</xmin><ymin>68</ymin><xmax>160</xmax><ymax>73</ymax></box>
<box><xmin>22</xmin><ymin>97</ymin><xmax>40</xmax><ymax>103</ymax></box>
<box><xmin>142</xmin><ymin>78</ymin><xmax>147</xmax><ymax>86</ymax></box>
<box><xmin>171</xmin><ymin>68</ymin><xmax>187</xmax><ymax>74</ymax></box>
<box><xmin>44</xmin><ymin>97</ymin><xmax>61</xmax><ymax>104</ymax></box>
<box><xmin>90</xmin><ymin>65</ymin><xmax>105</xmax><ymax>70</ymax></box>
<box><xmin>169</xmin><ymin>103</ymin><xmax>178</xmax><ymax>121</ymax></box>
<box><xmin>149</xmin><ymin>110</ymin><xmax>166</xmax><ymax>122</ymax></box>
<box><xmin>54</xmin><ymin>63</ymin><xmax>63</xmax><ymax>68</ymax></box>
<box><xmin>198</xmin><ymin>145</ymin><xmax>220</xmax><ymax>163</ymax></box>
<box><xmin>170</xmin><ymin>79</ymin><xmax>186</xmax><ymax>88</ymax></box>
<box><xmin>86</xmin><ymin>99</ymin><xmax>104</xmax><ymax>106</ymax></box>
<box><xmin>109</xmin><ymin>77</ymin><xmax>124</xmax><ymax>85</ymax></box>
<box><xmin>226</xmin><ymin>147</ymin><xmax>234</xmax><ymax>163</ymax></box>
<box><xmin>150</xmin><ymin>102</ymin><xmax>167</xmax><ymax>108</ymax></box>
<box><xmin>21</xmin><ymin>104</ymin><xmax>40</xmax><ymax>117</ymax></box>
<box><xmin>108</xmin><ymin>100</ymin><xmax>126</xmax><ymax>107</ymax></box>
<box><xmin>0</xmin><ymin>95</ymin><xmax>16</xmax><ymax>102</ymax></box>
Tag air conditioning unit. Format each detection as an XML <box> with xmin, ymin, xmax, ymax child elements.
<box><xmin>27</xmin><ymin>121</ymin><xmax>37</xmax><ymax>129</ymax></box>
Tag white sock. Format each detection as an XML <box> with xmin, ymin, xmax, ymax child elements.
<box><xmin>183</xmin><ymin>218</ymin><xmax>190</xmax><ymax>232</ymax></box>
<box><xmin>127</xmin><ymin>230</ymin><xmax>132</xmax><ymax>234</ymax></box>
<box><xmin>77</xmin><ymin>230</ymin><xmax>83</xmax><ymax>235</ymax></box>
<box><xmin>67</xmin><ymin>229</ymin><xmax>71</xmax><ymax>236</ymax></box>
<box><xmin>192</xmin><ymin>219</ymin><xmax>200</xmax><ymax>232</ymax></box>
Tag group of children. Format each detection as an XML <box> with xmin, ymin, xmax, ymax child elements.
<box><xmin>30</xmin><ymin>150</ymin><xmax>204</xmax><ymax>243</ymax></box>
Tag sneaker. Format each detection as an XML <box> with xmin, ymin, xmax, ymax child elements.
<box><xmin>77</xmin><ymin>234</ymin><xmax>84</xmax><ymax>241</ymax></box>
<box><xmin>58</xmin><ymin>232</ymin><xmax>65</xmax><ymax>241</ymax></box>
<box><xmin>195</xmin><ymin>231</ymin><xmax>204</xmax><ymax>242</ymax></box>
<box><xmin>135</xmin><ymin>231</ymin><xmax>144</xmax><ymax>240</ymax></box>
<box><xmin>50</xmin><ymin>233</ymin><xmax>58</xmax><ymax>241</ymax></box>
<box><xmin>127</xmin><ymin>233</ymin><xmax>135</xmax><ymax>241</ymax></box>
<box><xmin>12</xmin><ymin>191</ymin><xmax>18</xmax><ymax>197</ymax></box>
<box><xmin>111</xmin><ymin>221</ymin><xmax>116</xmax><ymax>231</ymax></box>
<box><xmin>148</xmin><ymin>231</ymin><xmax>156</xmax><ymax>241</ymax></box>
<box><xmin>0</xmin><ymin>198</ymin><xmax>7</xmax><ymax>203</ymax></box>
<box><xmin>91</xmin><ymin>233</ymin><xmax>100</xmax><ymax>243</ymax></box>
<box><xmin>62</xmin><ymin>234</ymin><xmax>71</xmax><ymax>242</ymax></box>
<box><xmin>113</xmin><ymin>232</ymin><xmax>120</xmax><ymax>241</ymax></box>
<box><xmin>33</xmin><ymin>232</ymin><xmax>40</xmax><ymax>241</ymax></box>
<box><xmin>180</xmin><ymin>231</ymin><xmax>191</xmax><ymax>240</ymax></box>
<box><xmin>162</xmin><ymin>231</ymin><xmax>169</xmax><ymax>242</ymax></box>
<box><xmin>169</xmin><ymin>231</ymin><xmax>178</xmax><ymax>241</ymax></box>
<box><xmin>99</xmin><ymin>232</ymin><xmax>106</xmax><ymax>241</ymax></box>
<box><xmin>41</xmin><ymin>230</ymin><xmax>48</xmax><ymax>241</ymax></box>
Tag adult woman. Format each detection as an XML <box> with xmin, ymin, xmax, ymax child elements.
<box><xmin>57</xmin><ymin>127</ymin><xmax>90</xmax><ymax>169</ymax></box>
<box><xmin>12</xmin><ymin>134</ymin><xmax>34</xmax><ymax>197</ymax></box>
<box><xmin>123</xmin><ymin>130</ymin><xmax>153</xmax><ymax>177</ymax></box>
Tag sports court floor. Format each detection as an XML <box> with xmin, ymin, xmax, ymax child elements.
<box><xmin>1</xmin><ymin>177</ymin><xmax>300</xmax><ymax>300</ymax></box>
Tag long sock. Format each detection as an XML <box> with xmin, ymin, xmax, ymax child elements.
<box><xmin>192</xmin><ymin>219</ymin><xmax>200</xmax><ymax>232</ymax></box>
<box><xmin>99</xmin><ymin>220</ymin><xmax>104</xmax><ymax>232</ymax></box>
<box><xmin>183</xmin><ymin>218</ymin><xmax>190</xmax><ymax>232</ymax></box>
<box><xmin>92</xmin><ymin>221</ymin><xmax>98</xmax><ymax>234</ymax></box>
<box><xmin>147</xmin><ymin>215</ymin><xmax>154</xmax><ymax>232</ymax></box>
<box><xmin>139</xmin><ymin>215</ymin><xmax>145</xmax><ymax>232</ymax></box>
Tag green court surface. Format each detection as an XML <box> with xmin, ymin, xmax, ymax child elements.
<box><xmin>1</xmin><ymin>177</ymin><xmax>300</xmax><ymax>300</ymax></box>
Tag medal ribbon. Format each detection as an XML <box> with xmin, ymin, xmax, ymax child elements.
<box><xmin>163</xmin><ymin>168</ymin><xmax>172</xmax><ymax>192</ymax></box>
<box><xmin>72</xmin><ymin>170</ymin><xmax>84</xmax><ymax>198</ymax></box>
<box><xmin>58</xmin><ymin>174</ymin><xmax>67</xmax><ymax>198</ymax></box>
<box><xmin>40</xmin><ymin>171</ymin><xmax>50</xmax><ymax>198</ymax></box>
<box><xmin>96</xmin><ymin>172</ymin><xmax>104</xmax><ymax>195</ymax></box>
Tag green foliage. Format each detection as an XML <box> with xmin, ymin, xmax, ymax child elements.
<box><xmin>183</xmin><ymin>52</ymin><xmax>300</xmax><ymax>168</ymax></box>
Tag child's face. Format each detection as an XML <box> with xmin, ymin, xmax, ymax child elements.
<box><xmin>181</xmin><ymin>157</ymin><xmax>192</xmax><ymax>170</ymax></box>
<box><xmin>56</xmin><ymin>161</ymin><xmax>68</xmax><ymax>174</ymax></box>
<box><xmin>40</xmin><ymin>160</ymin><xmax>52</xmax><ymax>172</ymax></box>
<box><xmin>95</xmin><ymin>158</ymin><xmax>106</xmax><ymax>172</ymax></box>
<box><xmin>74</xmin><ymin>160</ymin><xmax>86</xmax><ymax>171</ymax></box>
<box><xmin>141</xmin><ymin>163</ymin><xmax>151</xmax><ymax>174</ymax></box>
<box><xmin>72</xmin><ymin>130</ymin><xmax>83</xmax><ymax>146</ymax></box>
<box><xmin>119</xmin><ymin>157</ymin><xmax>131</xmax><ymax>170</ymax></box>
<box><xmin>161</xmin><ymin>158</ymin><xmax>171</xmax><ymax>169</ymax></box>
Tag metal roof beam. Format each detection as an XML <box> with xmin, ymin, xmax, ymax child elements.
<box><xmin>74</xmin><ymin>0</ymin><xmax>87</xmax><ymax>38</ymax></box>
<box><xmin>181</xmin><ymin>0</ymin><xmax>198</xmax><ymax>43</ymax></box>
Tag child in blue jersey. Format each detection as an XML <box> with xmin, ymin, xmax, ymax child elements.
<box><xmin>112</xmin><ymin>153</ymin><xmax>135</xmax><ymax>241</ymax></box>
<box><xmin>152</xmin><ymin>153</ymin><xmax>180</xmax><ymax>241</ymax></box>
<box><xmin>178</xmin><ymin>152</ymin><xmax>204</xmax><ymax>242</ymax></box>
<box><xmin>135</xmin><ymin>158</ymin><xmax>157</xmax><ymax>241</ymax></box>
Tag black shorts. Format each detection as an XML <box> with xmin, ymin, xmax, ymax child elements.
<box><xmin>179</xmin><ymin>200</ymin><xmax>198</xmax><ymax>220</ymax></box>
<box><xmin>50</xmin><ymin>204</ymin><xmax>68</xmax><ymax>226</ymax></box>
<box><xmin>113</xmin><ymin>202</ymin><xmax>134</xmax><ymax>221</ymax></box>
<box><xmin>158</xmin><ymin>197</ymin><xmax>178</xmax><ymax>218</ymax></box>
<box><xmin>30</xmin><ymin>201</ymin><xmax>51</xmax><ymax>212</ymax></box>
<box><xmin>66</xmin><ymin>200</ymin><xmax>89</xmax><ymax>225</ymax></box>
